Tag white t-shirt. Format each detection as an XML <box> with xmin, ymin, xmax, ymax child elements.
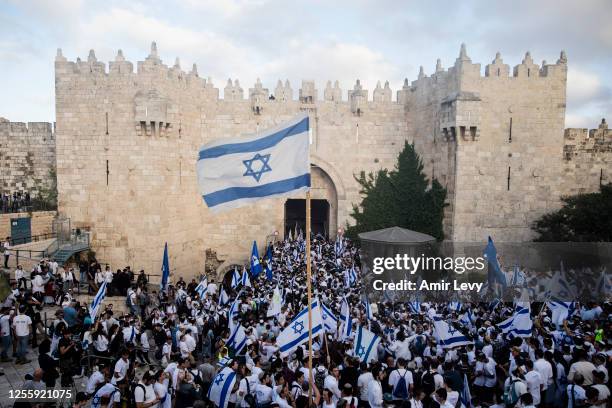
<box><xmin>13</xmin><ymin>314</ymin><xmax>32</xmax><ymax>337</ymax></box>
<box><xmin>0</xmin><ymin>314</ymin><xmax>12</xmax><ymax>337</ymax></box>
<box><xmin>32</xmin><ymin>275</ymin><xmax>45</xmax><ymax>293</ymax></box>
<box><xmin>91</xmin><ymin>383</ymin><xmax>120</xmax><ymax>408</ymax></box>
<box><xmin>389</xmin><ymin>368</ymin><xmax>413</xmax><ymax>395</ymax></box>
<box><xmin>134</xmin><ymin>382</ymin><xmax>158</xmax><ymax>408</ymax></box>
<box><xmin>154</xmin><ymin>381</ymin><xmax>171</xmax><ymax>408</ymax></box>
<box><xmin>112</xmin><ymin>358</ymin><xmax>129</xmax><ymax>384</ymax></box>
<box><xmin>86</xmin><ymin>370</ymin><xmax>105</xmax><ymax>394</ymax></box>
<box><xmin>525</xmin><ymin>370</ymin><xmax>543</xmax><ymax>405</ymax></box>
<box><xmin>357</xmin><ymin>372</ymin><xmax>374</xmax><ymax>401</ymax></box>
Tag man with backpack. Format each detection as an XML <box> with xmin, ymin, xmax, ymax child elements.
<box><xmin>134</xmin><ymin>371</ymin><xmax>161</xmax><ymax>408</ymax></box>
<box><xmin>502</xmin><ymin>367</ymin><xmax>527</xmax><ymax>408</ymax></box>
<box><xmin>389</xmin><ymin>357</ymin><xmax>414</xmax><ymax>403</ymax></box>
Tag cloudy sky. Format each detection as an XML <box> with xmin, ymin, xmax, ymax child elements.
<box><xmin>1</xmin><ymin>0</ymin><xmax>610</xmax><ymax>127</ymax></box>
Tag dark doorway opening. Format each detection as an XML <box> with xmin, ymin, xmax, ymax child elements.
<box><xmin>285</xmin><ymin>199</ymin><xmax>329</xmax><ymax>238</ymax></box>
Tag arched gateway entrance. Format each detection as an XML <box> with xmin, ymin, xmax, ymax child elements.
<box><xmin>284</xmin><ymin>165</ymin><xmax>338</xmax><ymax>238</ymax></box>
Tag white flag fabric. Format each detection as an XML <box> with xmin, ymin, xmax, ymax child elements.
<box><xmin>89</xmin><ymin>281</ymin><xmax>107</xmax><ymax>323</ymax></box>
<box><xmin>241</xmin><ymin>268</ymin><xmax>251</xmax><ymax>288</ymax></box>
<box><xmin>320</xmin><ymin>302</ymin><xmax>338</xmax><ymax>333</ymax></box>
<box><xmin>227</xmin><ymin>324</ymin><xmax>247</xmax><ymax>354</ymax></box>
<box><xmin>219</xmin><ymin>286</ymin><xmax>229</xmax><ymax>306</ymax></box>
<box><xmin>195</xmin><ymin>276</ymin><xmax>208</xmax><ymax>299</ymax></box>
<box><xmin>207</xmin><ymin>367</ymin><xmax>237</xmax><ymax>408</ymax></box>
<box><xmin>496</xmin><ymin>306</ymin><xmax>533</xmax><ymax>338</ymax></box>
<box><xmin>432</xmin><ymin>315</ymin><xmax>473</xmax><ymax>348</ymax></box>
<box><xmin>231</xmin><ymin>268</ymin><xmax>240</xmax><ymax>289</ymax></box>
<box><xmin>197</xmin><ymin>114</ymin><xmax>311</xmax><ymax>212</ymax></box>
<box><xmin>547</xmin><ymin>301</ymin><xmax>575</xmax><ymax>326</ymax></box>
<box><xmin>353</xmin><ymin>325</ymin><xmax>380</xmax><ymax>363</ymax></box>
<box><xmin>267</xmin><ymin>286</ymin><xmax>283</xmax><ymax>317</ymax></box>
<box><xmin>277</xmin><ymin>300</ymin><xmax>323</xmax><ymax>357</ymax></box>
<box><xmin>340</xmin><ymin>297</ymin><xmax>352</xmax><ymax>340</ymax></box>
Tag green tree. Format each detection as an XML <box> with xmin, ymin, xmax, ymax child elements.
<box><xmin>346</xmin><ymin>142</ymin><xmax>447</xmax><ymax>240</ymax></box>
<box><xmin>532</xmin><ymin>184</ymin><xmax>612</xmax><ymax>241</ymax></box>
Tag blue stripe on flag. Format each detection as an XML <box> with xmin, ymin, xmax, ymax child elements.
<box><xmin>199</xmin><ymin>117</ymin><xmax>309</xmax><ymax>160</ymax></box>
<box><xmin>219</xmin><ymin>372</ymin><xmax>236</xmax><ymax>408</ymax></box>
<box><xmin>279</xmin><ymin>324</ymin><xmax>323</xmax><ymax>353</ymax></box>
<box><xmin>364</xmin><ymin>333</ymin><xmax>379</xmax><ymax>362</ymax></box>
<box><xmin>203</xmin><ymin>173</ymin><xmax>311</xmax><ymax>208</ymax></box>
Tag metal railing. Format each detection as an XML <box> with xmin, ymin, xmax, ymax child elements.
<box><xmin>8</xmin><ymin>231</ymin><xmax>57</xmax><ymax>246</ymax></box>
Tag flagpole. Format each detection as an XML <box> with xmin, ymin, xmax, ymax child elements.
<box><xmin>306</xmin><ymin>190</ymin><xmax>314</xmax><ymax>402</ymax></box>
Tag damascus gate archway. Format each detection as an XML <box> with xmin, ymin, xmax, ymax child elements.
<box><xmin>284</xmin><ymin>164</ymin><xmax>339</xmax><ymax>238</ymax></box>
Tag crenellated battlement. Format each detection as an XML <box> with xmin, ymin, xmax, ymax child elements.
<box><xmin>564</xmin><ymin>118</ymin><xmax>612</xmax><ymax>159</ymax></box>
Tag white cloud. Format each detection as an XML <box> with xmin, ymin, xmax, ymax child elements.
<box><xmin>567</xmin><ymin>67</ymin><xmax>606</xmax><ymax>106</ymax></box>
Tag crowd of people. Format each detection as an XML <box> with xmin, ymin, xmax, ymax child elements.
<box><xmin>0</xmin><ymin>234</ymin><xmax>610</xmax><ymax>408</ymax></box>
<box><xmin>1</xmin><ymin>191</ymin><xmax>33</xmax><ymax>214</ymax></box>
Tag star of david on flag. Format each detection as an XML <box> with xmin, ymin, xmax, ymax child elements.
<box><xmin>207</xmin><ymin>367</ymin><xmax>237</xmax><ymax>408</ymax></box>
<box><xmin>243</xmin><ymin>153</ymin><xmax>272</xmax><ymax>182</ymax></box>
<box><xmin>197</xmin><ymin>113</ymin><xmax>311</xmax><ymax>212</ymax></box>
<box><xmin>353</xmin><ymin>325</ymin><xmax>380</xmax><ymax>363</ymax></box>
<box><xmin>277</xmin><ymin>300</ymin><xmax>323</xmax><ymax>357</ymax></box>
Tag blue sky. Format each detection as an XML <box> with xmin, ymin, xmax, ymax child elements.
<box><xmin>1</xmin><ymin>0</ymin><xmax>610</xmax><ymax>128</ymax></box>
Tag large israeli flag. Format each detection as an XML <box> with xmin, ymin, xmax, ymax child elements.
<box><xmin>353</xmin><ymin>325</ymin><xmax>380</xmax><ymax>363</ymax></box>
<box><xmin>227</xmin><ymin>324</ymin><xmax>247</xmax><ymax>354</ymax></box>
<box><xmin>496</xmin><ymin>306</ymin><xmax>533</xmax><ymax>338</ymax></box>
<box><xmin>208</xmin><ymin>367</ymin><xmax>237</xmax><ymax>408</ymax></box>
<box><xmin>89</xmin><ymin>281</ymin><xmax>107</xmax><ymax>323</ymax></box>
<box><xmin>197</xmin><ymin>114</ymin><xmax>311</xmax><ymax>211</ymax></box>
<box><xmin>277</xmin><ymin>300</ymin><xmax>323</xmax><ymax>357</ymax></box>
<box><xmin>432</xmin><ymin>315</ymin><xmax>473</xmax><ymax>348</ymax></box>
<box><xmin>195</xmin><ymin>276</ymin><xmax>208</xmax><ymax>299</ymax></box>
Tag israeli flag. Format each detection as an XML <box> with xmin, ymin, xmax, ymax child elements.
<box><xmin>160</xmin><ymin>242</ymin><xmax>170</xmax><ymax>292</ymax></box>
<box><xmin>241</xmin><ymin>268</ymin><xmax>251</xmax><ymax>288</ymax></box>
<box><xmin>353</xmin><ymin>325</ymin><xmax>380</xmax><ymax>363</ymax></box>
<box><xmin>362</xmin><ymin>298</ymin><xmax>373</xmax><ymax>320</ymax></box>
<box><xmin>547</xmin><ymin>270</ymin><xmax>575</xmax><ymax>301</ymax></box>
<box><xmin>460</xmin><ymin>373</ymin><xmax>472</xmax><ymax>407</ymax></box>
<box><xmin>219</xmin><ymin>286</ymin><xmax>229</xmax><ymax>306</ymax></box>
<box><xmin>497</xmin><ymin>305</ymin><xmax>532</xmax><ymax>338</ymax></box>
<box><xmin>231</xmin><ymin>267</ymin><xmax>241</xmax><ymax>289</ymax></box>
<box><xmin>348</xmin><ymin>266</ymin><xmax>358</xmax><ymax>287</ymax></box>
<box><xmin>340</xmin><ymin>297</ymin><xmax>352</xmax><ymax>340</ymax></box>
<box><xmin>483</xmin><ymin>236</ymin><xmax>507</xmax><ymax>289</ymax></box>
<box><xmin>277</xmin><ymin>300</ymin><xmax>323</xmax><ymax>357</ymax></box>
<box><xmin>89</xmin><ymin>281</ymin><xmax>107</xmax><ymax>323</ymax></box>
<box><xmin>320</xmin><ymin>302</ymin><xmax>338</xmax><ymax>333</ymax></box>
<box><xmin>217</xmin><ymin>356</ymin><xmax>232</xmax><ymax>368</ymax></box>
<box><xmin>459</xmin><ymin>309</ymin><xmax>474</xmax><ymax>328</ymax></box>
<box><xmin>195</xmin><ymin>276</ymin><xmax>208</xmax><ymax>299</ymax></box>
<box><xmin>432</xmin><ymin>315</ymin><xmax>473</xmax><ymax>348</ymax></box>
<box><xmin>251</xmin><ymin>241</ymin><xmax>263</xmax><ymax>277</ymax></box>
<box><xmin>207</xmin><ymin>367</ymin><xmax>237</xmax><ymax>408</ymax></box>
<box><xmin>449</xmin><ymin>300</ymin><xmax>462</xmax><ymax>313</ymax></box>
<box><xmin>547</xmin><ymin>300</ymin><xmax>575</xmax><ymax>327</ymax></box>
<box><xmin>227</xmin><ymin>324</ymin><xmax>247</xmax><ymax>354</ymax></box>
<box><xmin>228</xmin><ymin>297</ymin><xmax>240</xmax><ymax>326</ymax></box>
<box><xmin>197</xmin><ymin>114</ymin><xmax>311</xmax><ymax>212</ymax></box>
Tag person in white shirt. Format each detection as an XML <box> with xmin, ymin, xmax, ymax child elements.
<box><xmin>357</xmin><ymin>362</ymin><xmax>373</xmax><ymax>405</ymax></box>
<box><xmin>153</xmin><ymin>370</ymin><xmax>171</xmax><ymax>408</ymax></box>
<box><xmin>2</xmin><ymin>237</ymin><xmax>10</xmax><ymax>269</ymax></box>
<box><xmin>0</xmin><ymin>307</ymin><xmax>13</xmax><ymax>361</ymax></box>
<box><xmin>388</xmin><ymin>358</ymin><xmax>414</xmax><ymax>401</ymax></box>
<box><xmin>86</xmin><ymin>366</ymin><xmax>108</xmax><ymax>395</ymax></box>
<box><xmin>111</xmin><ymin>350</ymin><xmax>130</xmax><ymax>385</ymax></box>
<box><xmin>255</xmin><ymin>372</ymin><xmax>273</xmax><ymax>406</ymax></box>
<box><xmin>434</xmin><ymin>388</ymin><xmax>454</xmax><ymax>408</ymax></box>
<box><xmin>12</xmin><ymin>306</ymin><xmax>32</xmax><ymax>364</ymax></box>
<box><xmin>524</xmin><ymin>360</ymin><xmax>543</xmax><ymax>406</ymax></box>
<box><xmin>567</xmin><ymin>374</ymin><xmax>587</xmax><ymax>408</ymax></box>
<box><xmin>90</xmin><ymin>381</ymin><xmax>121</xmax><ymax>408</ymax></box>
<box><xmin>534</xmin><ymin>349</ymin><xmax>553</xmax><ymax>395</ymax></box>
<box><xmin>367</xmin><ymin>366</ymin><xmax>385</xmax><ymax>408</ymax></box>
<box><xmin>134</xmin><ymin>371</ymin><xmax>160</xmax><ymax>408</ymax></box>
<box><xmin>14</xmin><ymin>265</ymin><xmax>26</xmax><ymax>290</ymax></box>
<box><xmin>323</xmin><ymin>366</ymin><xmax>342</xmax><ymax>404</ymax></box>
<box><xmin>589</xmin><ymin>370</ymin><xmax>610</xmax><ymax>408</ymax></box>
